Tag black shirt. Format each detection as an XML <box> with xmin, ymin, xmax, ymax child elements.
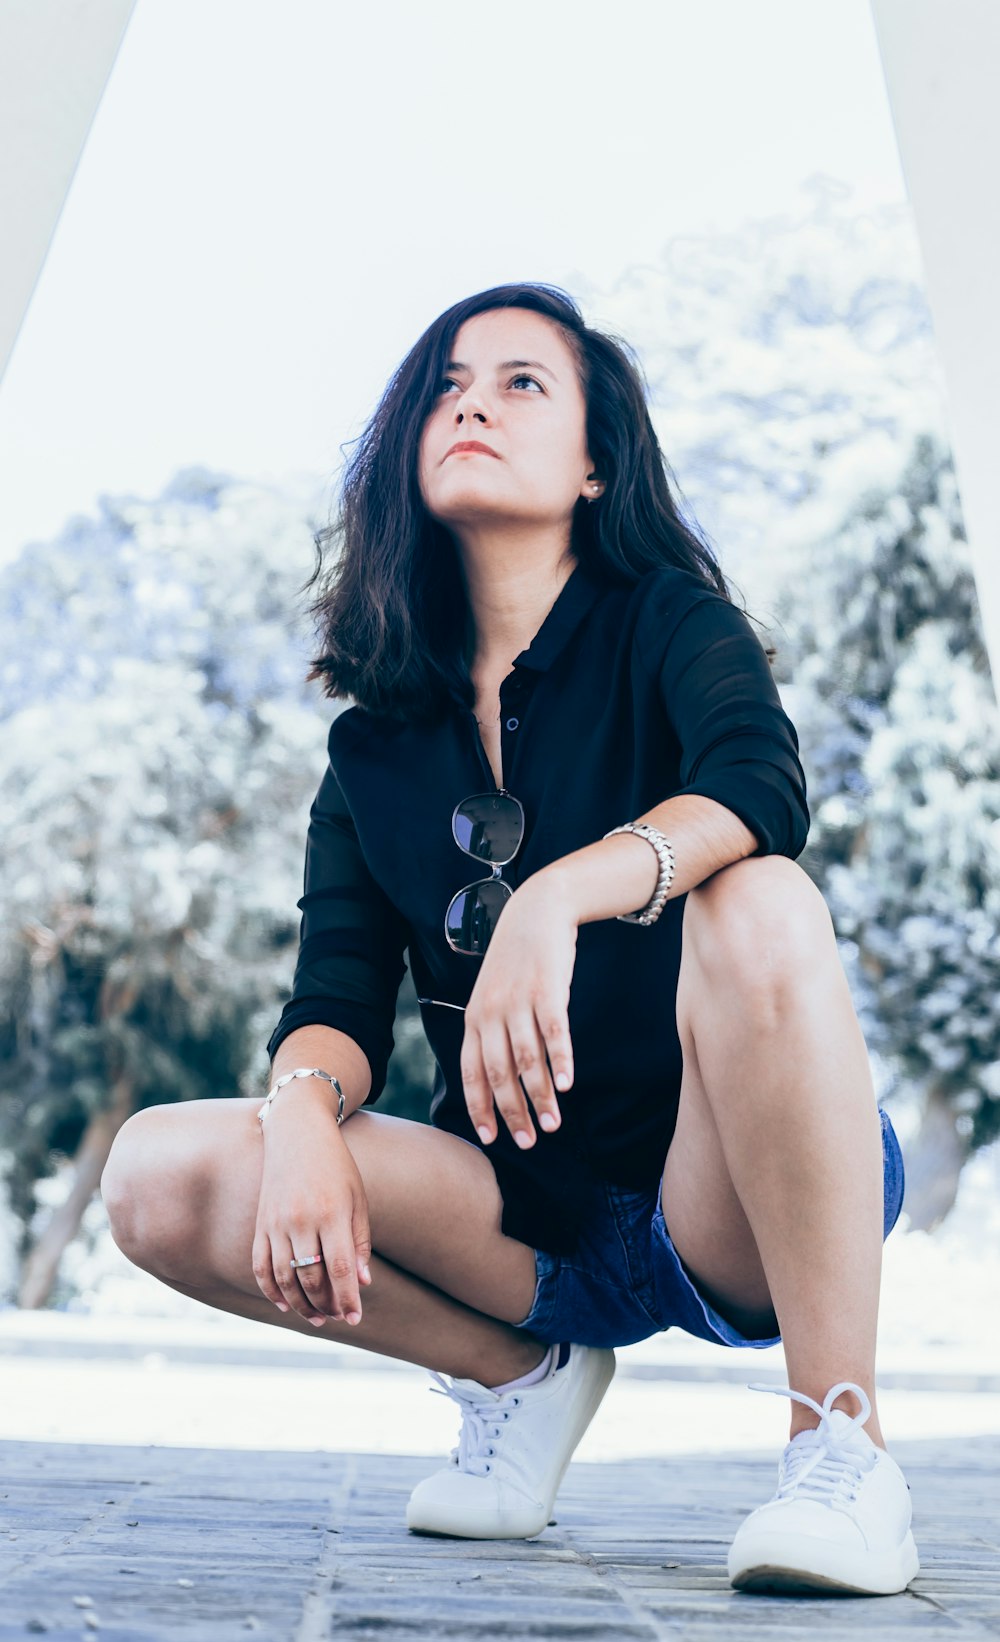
<box><xmin>265</xmin><ymin>558</ymin><xmax>810</xmax><ymax>1255</ymax></box>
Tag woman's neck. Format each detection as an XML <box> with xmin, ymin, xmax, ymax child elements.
<box><xmin>466</xmin><ymin>553</ymin><xmax>577</xmax><ymax>677</ymax></box>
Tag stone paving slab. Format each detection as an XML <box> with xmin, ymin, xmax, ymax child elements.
<box><xmin>1</xmin><ymin>1436</ymin><xmax>997</xmax><ymax>1640</ymax></box>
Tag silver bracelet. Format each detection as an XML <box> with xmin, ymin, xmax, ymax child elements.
<box><xmin>602</xmin><ymin>822</ymin><xmax>676</xmax><ymax>925</ymax></box>
<box><xmin>257</xmin><ymin>1067</ymin><xmax>345</xmax><ymax>1130</ymax></box>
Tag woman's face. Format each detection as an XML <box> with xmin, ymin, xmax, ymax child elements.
<box><xmin>417</xmin><ymin>307</ymin><xmax>601</xmax><ymax>543</ymax></box>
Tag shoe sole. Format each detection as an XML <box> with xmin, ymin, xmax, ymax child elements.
<box><xmin>729</xmin><ymin>1528</ymin><xmax>921</xmax><ymax>1595</ymax></box>
<box><xmin>406</xmin><ymin>1347</ymin><xmax>617</xmax><ymax>1540</ymax></box>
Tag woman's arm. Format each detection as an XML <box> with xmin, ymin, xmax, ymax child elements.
<box><xmin>264</xmin><ymin>738</ymin><xmax>411</xmax><ymax>1108</ymax></box>
<box><xmin>253</xmin><ymin>1017</ymin><xmax>378</xmax><ymax>1328</ymax></box>
<box><xmin>253</xmin><ymin>733</ymin><xmax>412</xmax><ymax>1324</ymax></box>
<box><xmin>255</xmin><ymin>1023</ymin><xmax>374</xmax><ymax>1131</ymax></box>
<box><xmin>535</xmin><ymin>589</ymin><xmax>809</xmax><ymax>924</ymax></box>
<box><xmin>537</xmin><ymin>791</ymin><xmax>757</xmax><ymax>925</ymax></box>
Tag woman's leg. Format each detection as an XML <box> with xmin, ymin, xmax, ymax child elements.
<box><xmin>100</xmin><ymin>1103</ymin><xmax>547</xmax><ymax>1387</ymax></box>
<box><xmin>660</xmin><ymin>854</ymin><xmax>888</xmax><ymax>1448</ymax></box>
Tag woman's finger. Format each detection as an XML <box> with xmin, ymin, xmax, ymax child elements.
<box><xmin>508</xmin><ymin>1009</ymin><xmax>561</xmax><ymax>1133</ymax></box>
<box><xmin>460</xmin><ymin>1031</ymin><xmax>498</xmax><ymax>1144</ymax></box>
<box><xmin>251</xmin><ymin>1231</ymin><xmax>289</xmax><ymax>1312</ymax></box>
<box><xmin>319</xmin><ymin>1218</ymin><xmax>364</xmax><ymax>1325</ymax></box>
<box><xmin>478</xmin><ymin>1021</ymin><xmax>537</xmax><ymax>1148</ymax></box>
<box><xmin>274</xmin><ymin>1236</ymin><xmax>327</xmax><ymax>1324</ymax></box>
<box><xmin>353</xmin><ymin>1198</ymin><xmax>373</xmax><ymax>1293</ymax></box>
<box><xmin>295</xmin><ymin>1252</ymin><xmax>335</xmax><ymax>1323</ymax></box>
<box><xmin>536</xmin><ymin>1003</ymin><xmax>574</xmax><ymax>1096</ymax></box>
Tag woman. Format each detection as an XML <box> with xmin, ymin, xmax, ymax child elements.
<box><xmin>101</xmin><ymin>282</ymin><xmax>919</xmax><ymax>1596</ymax></box>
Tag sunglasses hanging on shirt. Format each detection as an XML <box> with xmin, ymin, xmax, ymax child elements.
<box><xmin>445</xmin><ymin>789</ymin><xmax>525</xmax><ymax>955</ymax></box>
<box><xmin>416</xmin><ymin>789</ymin><xmax>526</xmax><ymax>1011</ymax></box>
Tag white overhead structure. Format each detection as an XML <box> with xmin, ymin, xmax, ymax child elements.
<box><xmin>871</xmin><ymin>0</ymin><xmax>1000</xmax><ymax>700</ymax></box>
<box><xmin>0</xmin><ymin>0</ymin><xmax>996</xmax><ymax>696</ymax></box>
<box><xmin>0</xmin><ymin>0</ymin><xmax>136</xmax><ymax>384</ymax></box>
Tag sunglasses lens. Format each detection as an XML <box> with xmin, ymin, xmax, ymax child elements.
<box><xmin>453</xmin><ymin>793</ymin><xmax>523</xmax><ymax>864</ymax></box>
<box><xmin>446</xmin><ymin>879</ymin><xmax>511</xmax><ymax>955</ymax></box>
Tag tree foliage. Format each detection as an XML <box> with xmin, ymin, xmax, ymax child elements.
<box><xmin>0</xmin><ymin>471</ymin><xmax>433</xmax><ymax>1302</ymax></box>
<box><xmin>773</xmin><ymin>435</ymin><xmax>1000</xmax><ymax>1224</ymax></box>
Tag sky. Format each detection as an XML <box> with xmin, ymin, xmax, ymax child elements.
<box><xmin>0</xmin><ymin>0</ymin><xmax>908</xmax><ymax>568</ymax></box>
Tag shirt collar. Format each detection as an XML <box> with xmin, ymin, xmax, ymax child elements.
<box><xmin>511</xmin><ymin>556</ymin><xmax>608</xmax><ymax>674</ymax></box>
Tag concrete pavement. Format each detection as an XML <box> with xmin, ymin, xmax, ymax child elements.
<box><xmin>2</xmin><ymin>1431</ymin><xmax>998</xmax><ymax>1639</ymax></box>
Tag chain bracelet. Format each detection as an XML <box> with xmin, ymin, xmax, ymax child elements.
<box><xmin>257</xmin><ymin>1067</ymin><xmax>345</xmax><ymax>1130</ymax></box>
<box><xmin>602</xmin><ymin>822</ymin><xmax>676</xmax><ymax>925</ymax></box>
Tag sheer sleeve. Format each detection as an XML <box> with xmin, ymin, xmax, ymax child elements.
<box><xmin>264</xmin><ymin>742</ymin><xmax>411</xmax><ymax>1104</ymax></box>
<box><xmin>658</xmin><ymin>590</ymin><xmax>810</xmax><ymax>858</ymax></box>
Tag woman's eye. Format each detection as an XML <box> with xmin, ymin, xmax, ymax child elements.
<box><xmin>437</xmin><ymin>375</ymin><xmax>543</xmax><ymax>394</ymax></box>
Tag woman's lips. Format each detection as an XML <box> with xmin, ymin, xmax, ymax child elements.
<box><xmin>446</xmin><ymin>442</ymin><xmax>499</xmax><ymax>459</ymax></box>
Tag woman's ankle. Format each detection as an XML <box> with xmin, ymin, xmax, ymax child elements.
<box><xmin>461</xmin><ymin>1336</ymin><xmax>550</xmax><ymax>1389</ymax></box>
<box><xmin>489</xmin><ymin>1344</ymin><xmax>554</xmax><ymax>1394</ymax></box>
<box><xmin>789</xmin><ymin>1412</ymin><xmax>886</xmax><ymax>1451</ymax></box>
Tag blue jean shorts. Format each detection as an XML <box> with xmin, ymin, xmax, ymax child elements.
<box><xmin>512</xmin><ymin>1105</ymin><xmax>906</xmax><ymax>1351</ymax></box>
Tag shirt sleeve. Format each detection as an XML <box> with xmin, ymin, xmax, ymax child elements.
<box><xmin>657</xmin><ymin>589</ymin><xmax>811</xmax><ymax>858</ymax></box>
<box><xmin>264</xmin><ymin>740</ymin><xmax>411</xmax><ymax>1103</ymax></box>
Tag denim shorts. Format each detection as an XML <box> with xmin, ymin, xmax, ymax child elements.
<box><xmin>512</xmin><ymin>1105</ymin><xmax>906</xmax><ymax>1351</ymax></box>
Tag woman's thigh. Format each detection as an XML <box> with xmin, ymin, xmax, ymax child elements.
<box><xmin>101</xmin><ymin>1100</ymin><xmax>538</xmax><ymax>1326</ymax></box>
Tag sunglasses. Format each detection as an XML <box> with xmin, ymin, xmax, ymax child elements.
<box><xmin>417</xmin><ymin>788</ymin><xmax>525</xmax><ymax>1010</ymax></box>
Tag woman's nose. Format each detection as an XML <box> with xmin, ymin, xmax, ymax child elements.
<box><xmin>454</xmin><ymin>386</ymin><xmax>491</xmax><ymax>423</ymax></box>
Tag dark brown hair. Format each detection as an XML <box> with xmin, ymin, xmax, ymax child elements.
<box><xmin>302</xmin><ymin>281</ymin><xmax>756</xmax><ymax>724</ymax></box>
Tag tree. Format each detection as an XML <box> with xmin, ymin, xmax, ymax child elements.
<box><xmin>773</xmin><ymin>434</ymin><xmax>1000</xmax><ymax>1227</ymax></box>
<box><xmin>0</xmin><ymin>470</ymin><xmax>432</xmax><ymax>1307</ymax></box>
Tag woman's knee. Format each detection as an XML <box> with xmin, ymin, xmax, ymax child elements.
<box><xmin>101</xmin><ymin>1103</ymin><xmax>209</xmax><ymax>1266</ymax></box>
<box><xmin>683</xmin><ymin>855</ymin><xmax>835</xmax><ymax>1007</ymax></box>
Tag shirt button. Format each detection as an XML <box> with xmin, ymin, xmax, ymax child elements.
<box><xmin>505</xmin><ymin>717</ymin><xmax>519</xmax><ymax>731</ymax></box>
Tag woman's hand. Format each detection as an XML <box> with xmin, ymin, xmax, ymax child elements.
<box><xmin>252</xmin><ymin>1100</ymin><xmax>372</xmax><ymax>1327</ymax></box>
<box><xmin>461</xmin><ymin>873</ymin><xmax>579</xmax><ymax>1149</ymax></box>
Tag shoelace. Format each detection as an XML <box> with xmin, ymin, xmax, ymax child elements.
<box><xmin>746</xmin><ymin>1378</ymin><xmax>880</xmax><ymax>1510</ymax></box>
<box><xmin>428</xmin><ymin>1373</ymin><xmax>522</xmax><ymax>1478</ymax></box>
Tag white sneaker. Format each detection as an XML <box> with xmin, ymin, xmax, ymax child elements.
<box><xmin>728</xmin><ymin>1379</ymin><xmax>921</xmax><ymax>1595</ymax></box>
<box><xmin>406</xmin><ymin>1341</ymin><xmax>616</xmax><ymax>1539</ymax></box>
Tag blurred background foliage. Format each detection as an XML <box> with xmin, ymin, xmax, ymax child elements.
<box><xmin>1</xmin><ymin>188</ymin><xmax>997</xmax><ymax>1306</ymax></box>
